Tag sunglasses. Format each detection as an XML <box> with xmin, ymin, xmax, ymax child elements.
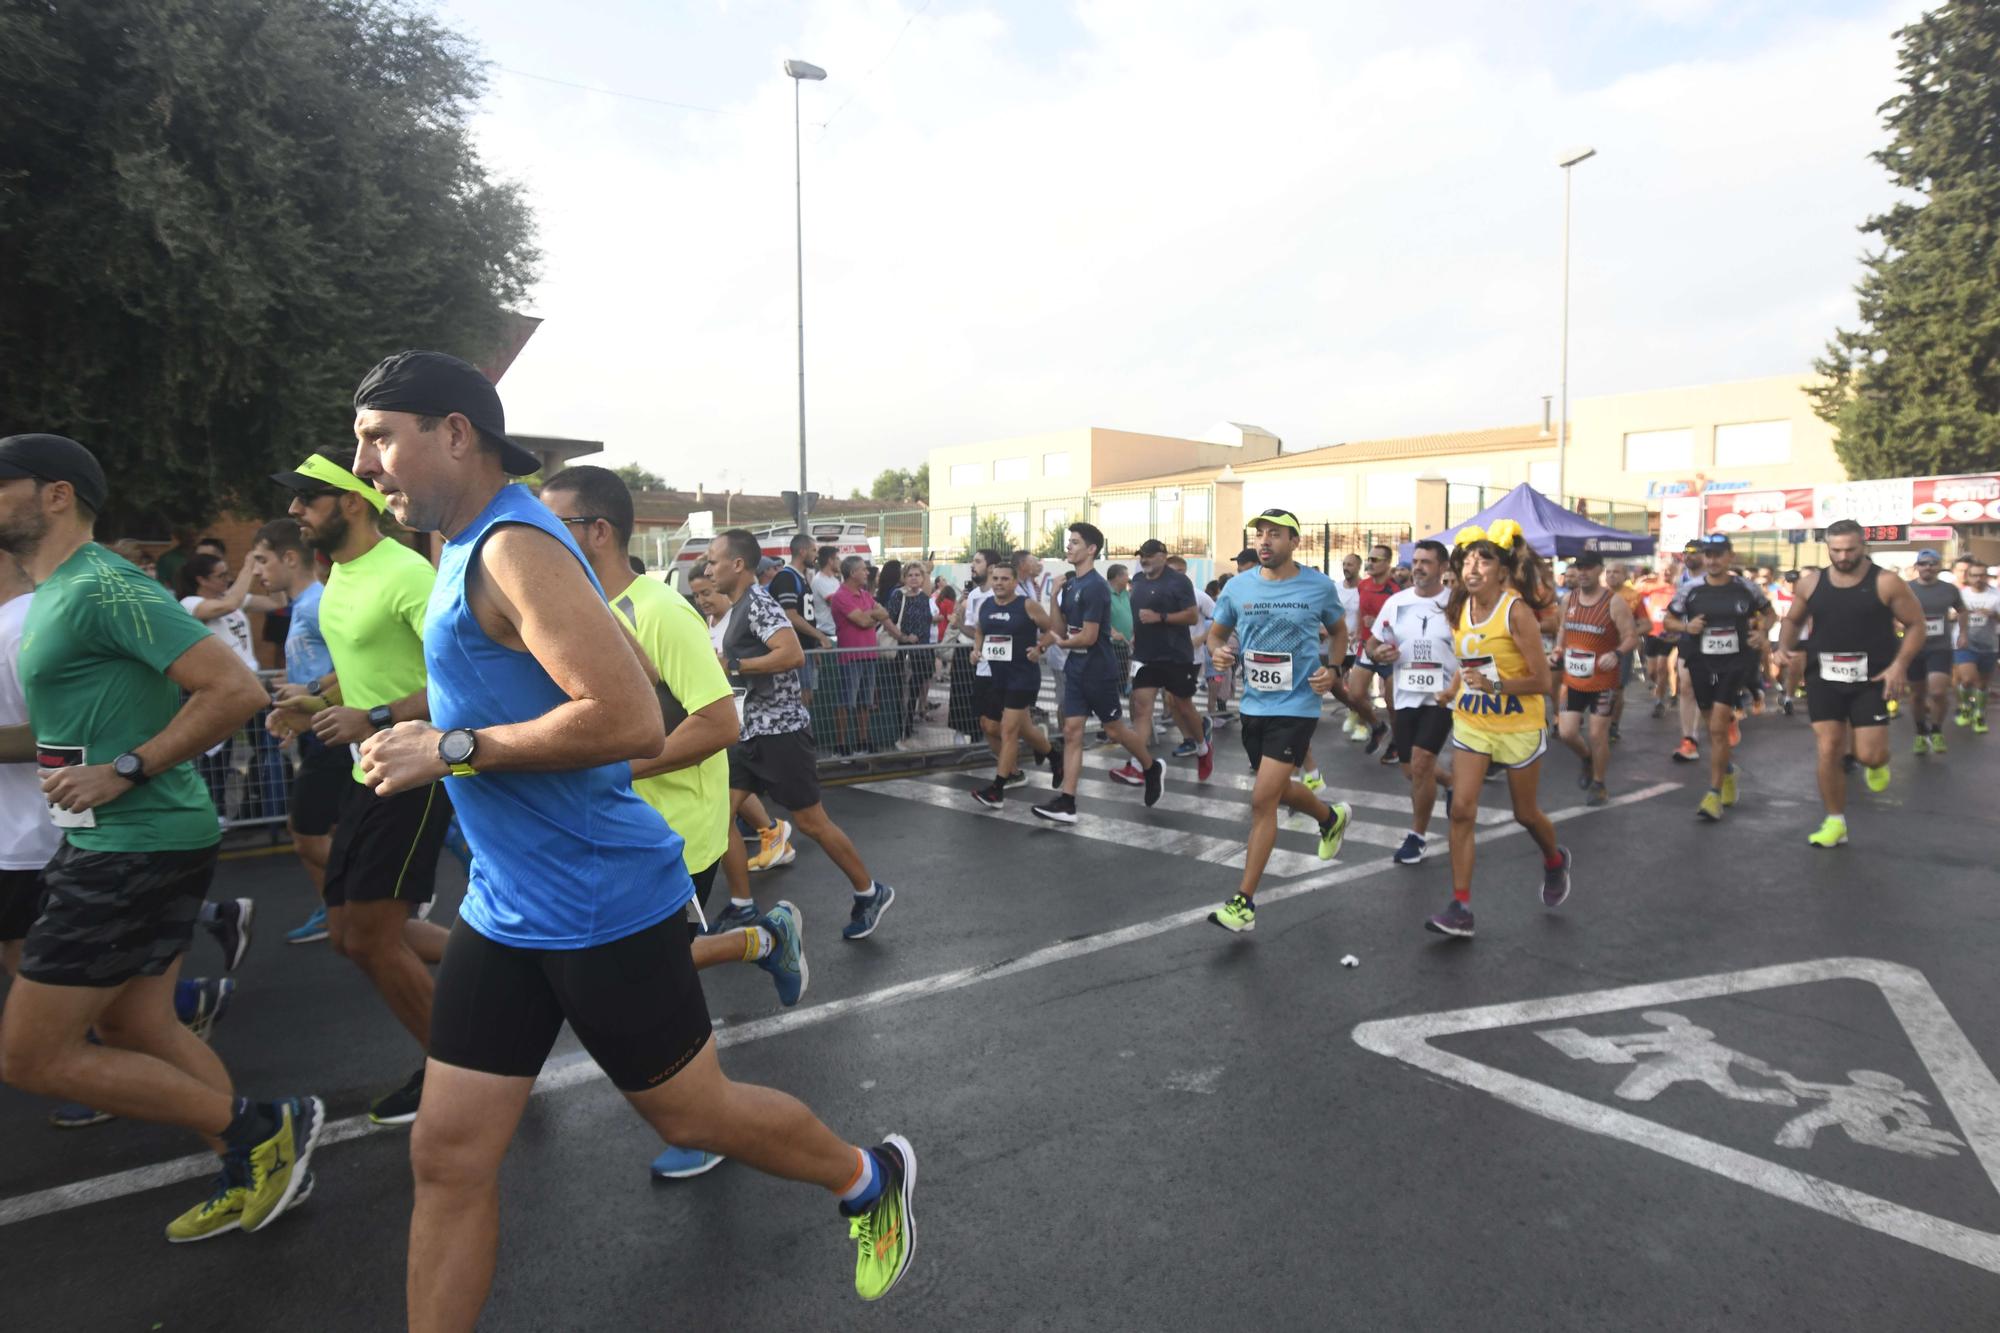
<box><xmin>557</xmin><ymin>514</ymin><xmax>609</xmax><ymax>527</ymax></box>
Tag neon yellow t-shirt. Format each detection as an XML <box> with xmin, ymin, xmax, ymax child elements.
<box><xmin>320</xmin><ymin>537</ymin><xmax>433</xmax><ymax>780</ymax></box>
<box><xmin>608</xmin><ymin>575</ymin><xmax>732</xmax><ymax>875</ymax></box>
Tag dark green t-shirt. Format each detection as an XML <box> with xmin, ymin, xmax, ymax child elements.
<box><xmin>21</xmin><ymin>543</ymin><xmax>220</xmax><ymax>852</ymax></box>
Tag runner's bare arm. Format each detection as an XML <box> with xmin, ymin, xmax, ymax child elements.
<box><xmin>1878</xmin><ymin>571</ymin><xmax>1928</xmax><ymax>693</ymax></box>
<box><xmin>631</xmin><ymin>695</ymin><xmax>738</xmax><ymax>779</ymax></box>
<box><xmin>1609</xmin><ymin>595</ymin><xmax>1640</xmax><ymax>655</ymax></box>
<box><xmin>1505</xmin><ymin>596</ymin><xmax>1554</xmax><ymax>697</ymax></box>
<box><xmin>736</xmin><ymin>624</ymin><xmax>804</xmax><ymax>675</ymax></box>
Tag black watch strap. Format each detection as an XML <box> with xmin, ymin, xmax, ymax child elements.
<box><xmin>114</xmin><ymin>751</ymin><xmax>149</xmax><ymax>785</ymax></box>
<box><xmin>368</xmin><ymin>704</ymin><xmax>395</xmax><ymax>730</ymax></box>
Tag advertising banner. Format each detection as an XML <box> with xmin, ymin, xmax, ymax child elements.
<box><xmin>1704</xmin><ymin>473</ymin><xmax>2000</xmax><ymax>534</ymax></box>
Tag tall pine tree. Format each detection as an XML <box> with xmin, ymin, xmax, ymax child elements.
<box><xmin>1811</xmin><ymin>1</ymin><xmax>2000</xmax><ymax>479</ymax></box>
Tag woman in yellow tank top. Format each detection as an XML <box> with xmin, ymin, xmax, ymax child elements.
<box><xmin>1426</xmin><ymin>519</ymin><xmax>1571</xmax><ymax>940</ymax></box>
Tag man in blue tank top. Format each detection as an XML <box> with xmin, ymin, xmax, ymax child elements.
<box><xmin>346</xmin><ymin>351</ymin><xmax>918</xmax><ymax>1325</ymax></box>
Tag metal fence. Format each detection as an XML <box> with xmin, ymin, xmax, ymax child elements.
<box><xmin>212</xmin><ymin>672</ymin><xmax>298</xmax><ymax>831</ymax></box>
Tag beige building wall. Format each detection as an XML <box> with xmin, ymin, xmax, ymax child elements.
<box><xmin>927</xmin><ymin>426</ymin><xmax>1282</xmax><ymax>513</ymax></box>
<box><xmin>1561</xmin><ymin>375</ymin><xmax>1841</xmax><ymax>503</ymax></box>
<box><xmin>1223</xmin><ymin>436</ymin><xmax>1560</xmax><ymax>530</ymax></box>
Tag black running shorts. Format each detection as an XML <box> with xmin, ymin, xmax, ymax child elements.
<box><xmin>729</xmin><ymin>729</ymin><xmax>822</xmax><ymax>812</ymax></box>
<box><xmin>429</xmin><ymin>916</ymin><xmax>714</xmax><ymax>1093</ymax></box>
<box><xmin>0</xmin><ymin>866</ymin><xmax>46</xmax><ymax>943</ymax></box>
<box><xmin>1641</xmin><ymin>635</ymin><xmax>1674</xmax><ymax>659</ymax></box>
<box><xmin>322</xmin><ymin>779</ymin><xmax>452</xmax><ymax>909</ymax></box>
<box><xmin>20</xmin><ymin>844</ymin><xmax>216</xmax><ymax>987</ymax></box>
<box><xmin>1132</xmin><ymin>662</ymin><xmax>1198</xmax><ymax>699</ymax></box>
<box><xmin>289</xmin><ymin>739</ymin><xmax>356</xmax><ymax>838</ymax></box>
<box><xmin>1805</xmin><ymin>676</ymin><xmax>1890</xmax><ymax>728</ymax></box>
<box><xmin>1686</xmin><ymin>658</ymin><xmax>1757</xmax><ymax>713</ymax></box>
<box><xmin>1241</xmin><ymin>713</ymin><xmax>1318</xmax><ymax>769</ymax></box>
<box><xmin>1563</xmin><ymin>688</ymin><xmax>1616</xmax><ymax>717</ymax></box>
<box><xmin>1391</xmin><ymin>705</ymin><xmax>1452</xmax><ymax>759</ymax></box>
<box><xmin>978</xmin><ymin>680</ymin><xmax>1039</xmax><ymax>721</ymax></box>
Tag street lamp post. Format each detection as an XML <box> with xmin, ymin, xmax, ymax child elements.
<box><xmin>784</xmin><ymin>59</ymin><xmax>827</xmax><ymax>534</ymax></box>
<box><xmin>1556</xmin><ymin>145</ymin><xmax>1596</xmax><ymax>510</ymax></box>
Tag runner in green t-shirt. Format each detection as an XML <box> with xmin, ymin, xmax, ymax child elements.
<box><xmin>0</xmin><ymin>432</ymin><xmax>323</xmax><ymax>1243</ymax></box>
<box><xmin>541</xmin><ymin>467</ymin><xmax>810</xmax><ymax>1178</ymax></box>
<box><xmin>273</xmin><ymin>449</ymin><xmax>453</xmax><ymax>1128</ymax></box>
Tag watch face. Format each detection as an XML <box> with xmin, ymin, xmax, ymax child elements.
<box><xmin>440</xmin><ymin>730</ymin><xmax>476</xmax><ymax>764</ymax></box>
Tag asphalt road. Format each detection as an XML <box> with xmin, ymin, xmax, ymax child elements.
<box><xmin>3</xmin><ymin>692</ymin><xmax>1997</xmax><ymax>1331</ymax></box>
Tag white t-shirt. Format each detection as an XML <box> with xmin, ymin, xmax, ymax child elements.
<box><xmin>1191</xmin><ymin>586</ymin><xmax>1217</xmax><ymax>672</ymax></box>
<box><xmin>808</xmin><ymin>572</ymin><xmax>840</xmax><ymax>638</ymax></box>
<box><xmin>0</xmin><ymin>593</ymin><xmax>63</xmax><ymax>870</ymax></box>
<box><xmin>962</xmin><ymin>584</ymin><xmax>996</xmax><ymax>677</ymax></box>
<box><xmin>1024</xmin><ymin>571</ymin><xmax>1065</xmax><ymax>672</ymax></box>
<box><xmin>1337</xmin><ymin>580</ymin><xmax>1363</xmax><ymax>645</ymax></box>
<box><xmin>1369</xmin><ymin>586</ymin><xmax>1459</xmax><ymax>711</ymax></box>
<box><xmin>180</xmin><ymin>595</ymin><xmax>259</xmax><ymax>672</ymax></box>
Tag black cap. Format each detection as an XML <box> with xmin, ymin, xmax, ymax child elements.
<box><xmin>1234</xmin><ymin>547</ymin><xmax>1259</xmax><ymax>565</ymax></box>
<box><xmin>0</xmin><ymin>434</ymin><xmax>108</xmax><ymax>514</ymax></box>
<box><xmin>353</xmin><ymin>350</ymin><xmax>539</xmax><ymax>476</ymax></box>
<box><xmin>1571</xmin><ymin>551</ymin><xmax>1604</xmax><ymax>569</ymax></box>
<box><xmin>1136</xmin><ymin>538</ymin><xmax>1169</xmax><ymax>557</ymax></box>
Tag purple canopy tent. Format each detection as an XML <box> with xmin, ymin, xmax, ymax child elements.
<box><xmin>1402</xmin><ymin>483</ymin><xmax>1656</xmax><ymax>561</ymax></box>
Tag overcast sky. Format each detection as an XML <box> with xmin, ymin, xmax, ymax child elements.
<box><xmin>435</xmin><ymin>0</ymin><xmax>1921</xmax><ymax>496</ymax></box>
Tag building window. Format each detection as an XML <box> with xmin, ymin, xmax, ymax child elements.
<box><xmin>1040</xmin><ymin>507</ymin><xmax>1067</xmax><ymax>531</ymax></box>
<box><xmin>1043</xmin><ymin>451</ymin><xmax>1071</xmax><ymax>478</ymax></box>
<box><xmin>949</xmin><ymin>514</ymin><xmax>972</xmax><ymax>537</ymax></box>
<box><xmin>1365</xmin><ymin>472</ymin><xmax>1416</xmax><ymax>512</ymax></box>
<box><xmin>949</xmin><ymin>462</ymin><xmax>985</xmax><ymax>488</ymax></box>
<box><xmin>993</xmin><ymin>456</ymin><xmax>1029</xmax><ymax>483</ymax></box>
<box><xmin>1714</xmin><ymin>420</ymin><xmax>1791</xmax><ymax>468</ymax></box>
<box><xmin>1622</xmin><ymin>428</ymin><xmax>1693</xmax><ymax>472</ymax></box>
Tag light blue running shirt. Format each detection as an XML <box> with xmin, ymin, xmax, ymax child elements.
<box><xmin>1211</xmin><ymin>565</ymin><xmax>1347</xmax><ymax>719</ymax></box>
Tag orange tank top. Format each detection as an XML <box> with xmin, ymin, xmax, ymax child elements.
<box><xmin>1559</xmin><ymin>589</ymin><xmax>1620</xmax><ymax>691</ymax></box>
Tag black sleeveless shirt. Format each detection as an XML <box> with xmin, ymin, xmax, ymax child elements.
<box><xmin>1804</xmin><ymin>559</ymin><xmax>1899</xmax><ymax>672</ymax></box>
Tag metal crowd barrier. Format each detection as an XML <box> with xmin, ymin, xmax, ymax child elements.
<box><xmin>209</xmin><ymin>671</ymin><xmax>296</xmax><ymax>831</ymax></box>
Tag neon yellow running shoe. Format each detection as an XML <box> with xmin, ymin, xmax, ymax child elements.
<box><xmin>1807</xmin><ymin>816</ymin><xmax>1849</xmax><ymax>849</ymax></box>
<box><xmin>1913</xmin><ymin>733</ymin><xmax>1929</xmax><ymax>756</ymax></box>
<box><xmin>165</xmin><ymin>1173</ymin><xmax>248</xmax><ymax>1243</ymax></box>
<box><xmin>1301</xmin><ymin>771</ymin><xmax>1326</xmax><ymax>793</ymax></box>
<box><xmin>1864</xmin><ymin>763</ymin><xmax>1892</xmax><ymax>793</ymax></box>
<box><xmin>1720</xmin><ymin>766</ymin><xmax>1739</xmax><ymax>808</ymax></box>
<box><xmin>242</xmin><ymin>1096</ymin><xmax>324</xmax><ymax>1233</ymax></box>
<box><xmin>1317</xmin><ymin>802</ymin><xmax>1352</xmax><ymax>861</ymax></box>
<box><xmin>1210</xmin><ymin>892</ymin><xmax>1256</xmax><ymax>933</ymax></box>
<box><xmin>848</xmin><ymin>1137</ymin><xmax>916</xmax><ymax>1301</ymax></box>
<box><xmin>1696</xmin><ymin>791</ymin><xmax>1723</xmax><ymax>822</ymax></box>
<box><xmin>1930</xmin><ymin>732</ymin><xmax>1948</xmax><ymax>755</ymax></box>
<box><xmin>1976</xmin><ymin>717</ymin><xmax>1990</xmax><ymax>736</ymax></box>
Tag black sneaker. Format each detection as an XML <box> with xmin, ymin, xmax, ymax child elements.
<box><xmin>1542</xmin><ymin>846</ymin><xmax>1573</xmax><ymax>908</ymax></box>
<box><xmin>971</xmin><ymin>783</ymin><xmax>1004</xmax><ymax>810</ymax></box>
<box><xmin>1046</xmin><ymin>741</ymin><xmax>1067</xmax><ymax>790</ymax></box>
<box><xmin>1031</xmin><ymin>794</ymin><xmax>1078</xmax><ymax>824</ymax></box>
<box><xmin>1143</xmin><ymin>758</ymin><xmax>1165</xmax><ymax>808</ymax></box>
<box><xmin>1364</xmin><ymin>721</ymin><xmax>1388</xmax><ymax>756</ymax></box>
<box><xmin>368</xmin><ymin>1066</ymin><xmax>425</xmax><ymax>1127</ymax></box>
<box><xmin>1650</xmin><ymin>700</ymin><xmax>1665</xmax><ymax>718</ymax></box>
<box><xmin>1609</xmin><ymin>722</ymin><xmax>1622</xmax><ymax>743</ymax></box>
<box><xmin>1000</xmin><ymin>770</ymin><xmax>1029</xmax><ymax>789</ymax></box>
<box><xmin>206</xmin><ymin>897</ymin><xmax>255</xmax><ymax>973</ymax></box>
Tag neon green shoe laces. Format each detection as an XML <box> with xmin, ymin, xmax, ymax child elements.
<box><xmin>850</xmin><ymin>1185</ymin><xmax>910</xmax><ymax>1300</ymax></box>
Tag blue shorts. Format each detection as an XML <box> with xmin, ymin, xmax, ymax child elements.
<box><xmin>797</xmin><ymin>652</ymin><xmax>817</xmax><ymax>692</ymax></box>
<box><xmin>835</xmin><ymin>657</ymin><xmax>878</xmax><ymax>708</ymax></box>
<box><xmin>1061</xmin><ymin>671</ymin><xmax>1122</xmax><ymax>723</ymax></box>
<box><xmin>1913</xmin><ymin>649</ymin><xmax>1954</xmax><ymax>680</ymax></box>
<box><xmin>1954</xmin><ymin>648</ymin><xmax>1997</xmax><ymax>674</ymax></box>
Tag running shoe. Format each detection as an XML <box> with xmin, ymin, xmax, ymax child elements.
<box><xmin>1609</xmin><ymin>722</ymin><xmax>1621</xmax><ymax>743</ymax></box>
<box><xmin>177</xmin><ymin>977</ymin><xmax>236</xmax><ymax>1044</ymax></box>
<box><xmin>1673</xmin><ymin>738</ymin><xmax>1700</xmax><ymax>762</ymax></box>
<box><xmin>1316</xmin><ymin>802</ymin><xmax>1352</xmax><ymax>861</ymax></box>
<box><xmin>1143</xmin><ymin>758</ymin><xmax>1166</xmax><ymax>807</ymax></box>
<box><xmin>1196</xmin><ymin>742</ymin><xmax>1214</xmax><ymax>782</ymax></box>
<box><xmin>1108</xmin><ymin>761</ymin><xmax>1145</xmax><ymax>785</ymax></box>
<box><xmin>650</xmin><ymin>1145</ymin><xmax>724</xmax><ymax>1179</ymax></box>
<box><xmin>1864</xmin><ymin>763</ymin><xmax>1892</xmax><ymax>794</ymax></box>
<box><xmin>1345</xmin><ymin>718</ymin><xmax>1365</xmax><ymax>742</ymax></box>
<box><xmin>1696</xmin><ymin>790</ymin><xmax>1724</xmax><ymax>822</ymax></box>
<box><xmin>747</xmin><ymin>820</ymin><xmax>795</xmax><ymax>873</ymax></box>
<box><xmin>708</xmin><ymin>901</ymin><xmax>760</xmax><ymax>933</ymax></box>
<box><xmin>758</xmin><ymin>901</ymin><xmax>807</xmax><ymax>1007</ymax></box>
<box><xmin>166</xmin><ymin>1163</ymin><xmax>251</xmax><ymax>1244</ymax></box>
<box><xmin>1171</xmin><ymin>738</ymin><xmax>1200</xmax><ymax>758</ymax></box>
<box><xmin>842</xmin><ymin>883</ymin><xmax>896</xmax><ymax>940</ymax></box>
<box><xmin>1842</xmin><ymin>753</ymin><xmax>1859</xmax><ymax>774</ymax></box>
<box><xmin>970</xmin><ymin>783</ymin><xmax>1005</xmax><ymax>809</ymax></box>
<box><xmin>1913</xmin><ymin>733</ymin><xmax>1931</xmax><ymax>757</ymax></box>
<box><xmin>1576</xmin><ymin>755</ymin><xmax>1593</xmax><ymax>790</ymax></box>
<box><xmin>1209</xmin><ymin>892</ymin><xmax>1256</xmax><ymax>933</ymax></box>
<box><xmin>1975</xmin><ymin>717</ymin><xmax>1990</xmax><ymax>736</ymax></box>
<box><xmin>1930</xmin><ymin>731</ymin><xmax>1948</xmax><ymax>755</ymax></box>
<box><xmin>1425</xmin><ymin>900</ymin><xmax>1475</xmax><ymax>938</ymax></box>
<box><xmin>1202</xmin><ymin>715</ymin><xmax>1213</xmax><ymax>750</ymax></box>
<box><xmin>48</xmin><ymin>1103</ymin><xmax>114</xmax><ymax>1129</ymax></box>
<box><xmin>1392</xmin><ymin>832</ymin><xmax>1426</xmax><ymax>865</ymax></box>
<box><xmin>1031</xmin><ymin>794</ymin><xmax>1077</xmax><ymax>824</ymax></box>
<box><xmin>205</xmin><ymin>898</ymin><xmax>254</xmax><ymax>973</ymax></box>
<box><xmin>1364</xmin><ymin>722</ymin><xmax>1389</xmax><ymax>756</ymax></box>
<box><xmin>242</xmin><ymin>1096</ymin><xmax>324</xmax><ymax>1233</ymax></box>
<box><xmin>1807</xmin><ymin>816</ymin><xmax>1849</xmax><ymax>849</ymax></box>
<box><xmin>1956</xmin><ymin>708</ymin><xmax>1971</xmax><ymax>728</ymax></box>
<box><xmin>846</xmin><ymin>1135</ymin><xmax>917</xmax><ymax>1301</ymax></box>
<box><xmin>1781</xmin><ymin>697</ymin><xmax>1794</xmax><ymax>717</ymax></box>
<box><xmin>369</xmin><ymin>1066</ymin><xmax>425</xmax><ymax>1126</ymax></box>
<box><xmin>1720</xmin><ymin>765</ymin><xmax>1739</xmax><ymax>808</ymax></box>
<box><xmin>285</xmin><ymin>905</ymin><xmax>328</xmax><ymax>945</ymax></box>
<box><xmin>1046</xmin><ymin>740</ymin><xmax>1066</xmax><ymax>789</ymax></box>
<box><xmin>1541</xmin><ymin>846</ymin><xmax>1573</xmax><ymax>907</ymax></box>
<box><xmin>1000</xmin><ymin>770</ymin><xmax>1030</xmax><ymax>789</ymax></box>
<box><xmin>1301</xmin><ymin>771</ymin><xmax>1325</xmax><ymax>793</ymax></box>
<box><xmin>1587</xmin><ymin>782</ymin><xmax>1609</xmax><ymax>807</ymax></box>
<box><xmin>1650</xmin><ymin>700</ymin><xmax>1665</xmax><ymax>718</ymax></box>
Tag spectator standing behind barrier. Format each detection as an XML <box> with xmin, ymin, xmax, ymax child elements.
<box><xmin>153</xmin><ymin>527</ymin><xmax>197</xmax><ymax>591</ymax></box>
<box><xmin>810</xmin><ymin>546</ymin><xmax>841</xmax><ymax>644</ymax></box>
<box><xmin>771</xmin><ymin>534</ymin><xmax>830</xmax><ymax>706</ymax></box>
<box><xmin>827</xmin><ymin>555</ymin><xmax>888</xmax><ymax>754</ymax></box>
<box><xmin>884</xmin><ymin>563</ymin><xmax>938</xmax><ymax>746</ymax></box>
<box><xmin>1107</xmin><ymin>563</ymin><xmax>1134</xmax><ymax>695</ymax></box>
<box><xmin>177</xmin><ymin>551</ymin><xmax>285</xmax><ymax>819</ymax></box>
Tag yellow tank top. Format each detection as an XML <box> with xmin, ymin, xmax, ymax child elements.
<box><xmin>1452</xmin><ymin>589</ymin><xmax>1547</xmax><ymax>733</ymax></box>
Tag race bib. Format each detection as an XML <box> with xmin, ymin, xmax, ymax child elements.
<box><xmin>1819</xmin><ymin>652</ymin><xmax>1867</xmax><ymax>684</ymax></box>
<box><xmin>1925</xmin><ymin>616</ymin><xmax>1945</xmax><ymax>639</ymax></box>
<box><xmin>1244</xmin><ymin>650</ymin><xmax>1294</xmax><ymax>693</ymax></box>
<box><xmin>1701</xmin><ymin>627</ymin><xmax>1739</xmax><ymax>656</ymax></box>
<box><xmin>1972</xmin><ymin>613</ymin><xmax>1991</xmax><ymax>632</ymax></box>
<box><xmin>35</xmin><ymin>743</ymin><xmax>97</xmax><ymax>829</ymax></box>
<box><xmin>1401</xmin><ymin>662</ymin><xmax>1445</xmax><ymax>694</ymax></box>
<box><xmin>1563</xmin><ymin>648</ymin><xmax>1596</xmax><ymax>679</ymax></box>
<box><xmin>980</xmin><ymin>636</ymin><xmax>1014</xmax><ymax>663</ymax></box>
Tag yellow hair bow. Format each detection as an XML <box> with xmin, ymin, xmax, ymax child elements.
<box><xmin>1486</xmin><ymin>518</ymin><xmax>1523</xmax><ymax>549</ymax></box>
<box><xmin>1455</xmin><ymin>524</ymin><xmax>1487</xmax><ymax>548</ymax></box>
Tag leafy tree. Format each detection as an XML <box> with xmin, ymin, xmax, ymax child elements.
<box><xmin>868</xmin><ymin>463</ymin><xmax>929</xmax><ymax>504</ymax></box>
<box><xmin>1811</xmin><ymin>1</ymin><xmax>2000</xmax><ymax>478</ymax></box>
<box><xmin>614</xmin><ymin>463</ymin><xmax>666</xmax><ymax>492</ymax></box>
<box><xmin>0</xmin><ymin>0</ymin><xmax>539</xmax><ymax>531</ymax></box>
<box><xmin>959</xmin><ymin>512</ymin><xmax>1015</xmax><ymax>561</ymax></box>
<box><xmin>1035</xmin><ymin>522</ymin><xmax>1068</xmax><ymax>558</ymax></box>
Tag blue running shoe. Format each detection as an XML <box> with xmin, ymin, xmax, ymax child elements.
<box><xmin>49</xmin><ymin>1102</ymin><xmax>114</xmax><ymax>1129</ymax></box>
<box><xmin>843</xmin><ymin>883</ymin><xmax>896</xmax><ymax>940</ymax></box>
<box><xmin>707</xmin><ymin>901</ymin><xmax>760</xmax><ymax>934</ymax></box>
<box><xmin>757</xmin><ymin>901</ymin><xmax>808</xmax><ymax>1007</ymax></box>
<box><xmin>1393</xmin><ymin>832</ymin><xmax>1426</xmax><ymax>865</ymax></box>
<box><xmin>1171</xmin><ymin>738</ymin><xmax>1200</xmax><ymax>758</ymax></box>
<box><xmin>175</xmin><ymin>976</ymin><xmax>237</xmax><ymax>1042</ymax></box>
<box><xmin>651</xmin><ymin>1145</ymin><xmax>724</xmax><ymax>1179</ymax></box>
<box><xmin>285</xmin><ymin>905</ymin><xmax>328</xmax><ymax>945</ymax></box>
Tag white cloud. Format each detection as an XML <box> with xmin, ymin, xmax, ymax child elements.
<box><xmin>469</xmin><ymin>0</ymin><xmax>1920</xmax><ymax>494</ymax></box>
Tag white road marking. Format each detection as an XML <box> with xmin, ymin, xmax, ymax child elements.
<box><xmin>0</xmin><ymin>776</ymin><xmax>1676</xmax><ymax>1230</ymax></box>
<box><xmin>1352</xmin><ymin>957</ymin><xmax>2000</xmax><ymax>1275</ymax></box>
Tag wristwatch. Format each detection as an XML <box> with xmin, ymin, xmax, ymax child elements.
<box><xmin>437</xmin><ymin>728</ymin><xmax>479</xmax><ymax>777</ymax></box>
<box><xmin>367</xmin><ymin>704</ymin><xmax>395</xmax><ymax>730</ymax></box>
<box><xmin>112</xmin><ymin>752</ymin><xmax>149</xmax><ymax>786</ymax></box>
<box><xmin>725</xmin><ymin>657</ymin><xmax>743</xmax><ymax>676</ymax></box>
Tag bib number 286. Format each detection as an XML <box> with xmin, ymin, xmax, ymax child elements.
<box><xmin>1245</xmin><ymin>651</ymin><xmax>1294</xmax><ymax>692</ymax></box>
